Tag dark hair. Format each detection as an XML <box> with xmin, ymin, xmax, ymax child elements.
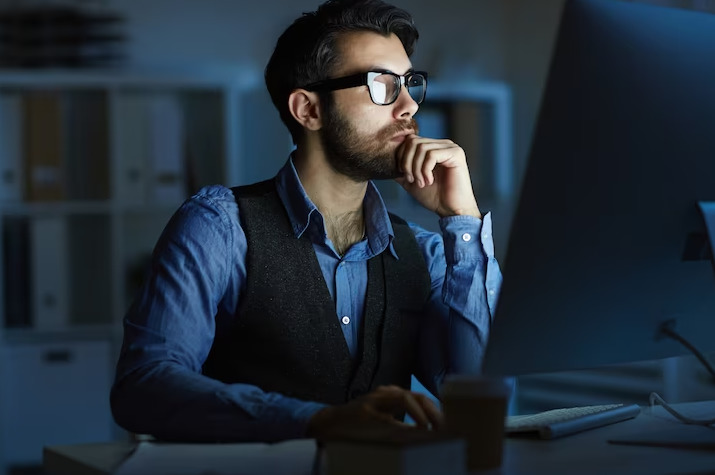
<box><xmin>264</xmin><ymin>0</ymin><xmax>419</xmax><ymax>143</ymax></box>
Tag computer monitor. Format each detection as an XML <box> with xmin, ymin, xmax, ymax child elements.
<box><xmin>482</xmin><ymin>0</ymin><xmax>715</xmax><ymax>377</ymax></box>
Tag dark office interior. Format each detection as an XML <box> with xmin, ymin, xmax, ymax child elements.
<box><xmin>1</xmin><ymin>0</ymin><xmax>714</xmax><ymax>473</ymax></box>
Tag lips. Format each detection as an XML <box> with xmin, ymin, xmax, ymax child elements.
<box><xmin>391</xmin><ymin>130</ymin><xmax>414</xmax><ymax>142</ymax></box>
<box><xmin>381</xmin><ymin>118</ymin><xmax>419</xmax><ymax>143</ymax></box>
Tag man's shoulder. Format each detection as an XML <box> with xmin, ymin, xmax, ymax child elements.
<box><xmin>192</xmin><ymin>184</ymin><xmax>236</xmax><ymax>203</ymax></box>
<box><xmin>182</xmin><ymin>184</ymin><xmax>240</xmax><ymax>225</ymax></box>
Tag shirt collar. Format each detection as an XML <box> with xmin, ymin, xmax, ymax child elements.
<box><xmin>275</xmin><ymin>155</ymin><xmax>398</xmax><ymax>259</ymax></box>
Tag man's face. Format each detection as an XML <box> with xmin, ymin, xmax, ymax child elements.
<box><xmin>319</xmin><ymin>31</ymin><xmax>420</xmax><ymax>182</ymax></box>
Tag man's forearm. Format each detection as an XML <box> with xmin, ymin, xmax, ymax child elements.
<box><xmin>413</xmin><ymin>213</ymin><xmax>503</xmax><ymax>393</ymax></box>
<box><xmin>111</xmin><ymin>361</ymin><xmax>327</xmax><ymax>442</ymax></box>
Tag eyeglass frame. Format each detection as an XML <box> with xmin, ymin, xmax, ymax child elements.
<box><xmin>302</xmin><ymin>69</ymin><xmax>429</xmax><ymax>106</ymax></box>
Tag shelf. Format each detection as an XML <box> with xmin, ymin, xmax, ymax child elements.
<box><xmin>0</xmin><ymin>67</ymin><xmax>257</xmax><ymax>89</ymax></box>
<box><xmin>3</xmin><ymin>324</ymin><xmax>117</xmax><ymax>345</ymax></box>
<box><xmin>119</xmin><ymin>203</ymin><xmax>183</xmax><ymax>215</ymax></box>
<box><xmin>0</xmin><ymin>201</ymin><xmax>114</xmax><ymax>215</ymax></box>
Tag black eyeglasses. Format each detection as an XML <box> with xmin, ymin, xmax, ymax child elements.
<box><xmin>303</xmin><ymin>70</ymin><xmax>428</xmax><ymax>106</ymax></box>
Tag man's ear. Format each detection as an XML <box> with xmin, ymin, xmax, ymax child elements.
<box><xmin>288</xmin><ymin>89</ymin><xmax>322</xmax><ymax>131</ymax></box>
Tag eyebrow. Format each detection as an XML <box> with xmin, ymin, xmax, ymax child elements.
<box><xmin>369</xmin><ymin>66</ymin><xmax>416</xmax><ymax>76</ymax></box>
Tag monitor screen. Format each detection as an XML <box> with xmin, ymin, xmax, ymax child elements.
<box><xmin>482</xmin><ymin>0</ymin><xmax>715</xmax><ymax>376</ymax></box>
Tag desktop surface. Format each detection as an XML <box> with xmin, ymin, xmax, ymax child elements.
<box><xmin>44</xmin><ymin>400</ymin><xmax>715</xmax><ymax>475</ymax></box>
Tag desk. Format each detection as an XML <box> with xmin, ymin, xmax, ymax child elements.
<box><xmin>44</xmin><ymin>400</ymin><xmax>715</xmax><ymax>475</ymax></box>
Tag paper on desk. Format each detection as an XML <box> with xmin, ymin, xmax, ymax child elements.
<box><xmin>608</xmin><ymin>424</ymin><xmax>715</xmax><ymax>450</ymax></box>
<box><xmin>608</xmin><ymin>403</ymin><xmax>715</xmax><ymax>451</ymax></box>
<box><xmin>114</xmin><ymin>439</ymin><xmax>319</xmax><ymax>475</ymax></box>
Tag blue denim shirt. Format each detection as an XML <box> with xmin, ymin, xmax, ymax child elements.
<box><xmin>111</xmin><ymin>158</ymin><xmax>502</xmax><ymax>442</ymax></box>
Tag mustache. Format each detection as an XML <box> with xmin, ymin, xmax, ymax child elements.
<box><xmin>379</xmin><ymin>118</ymin><xmax>420</xmax><ymax>139</ymax></box>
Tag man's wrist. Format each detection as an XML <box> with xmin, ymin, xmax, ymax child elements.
<box><xmin>306</xmin><ymin>406</ymin><xmax>334</xmax><ymax>438</ymax></box>
<box><xmin>440</xmin><ymin>214</ymin><xmax>486</xmax><ymax>264</ymax></box>
<box><xmin>437</xmin><ymin>205</ymin><xmax>482</xmax><ymax>220</ymax></box>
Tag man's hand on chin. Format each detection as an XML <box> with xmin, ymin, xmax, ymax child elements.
<box><xmin>395</xmin><ymin>134</ymin><xmax>482</xmax><ymax>219</ymax></box>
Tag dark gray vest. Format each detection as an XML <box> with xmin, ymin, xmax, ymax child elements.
<box><xmin>202</xmin><ymin>179</ymin><xmax>431</xmax><ymax>405</ymax></box>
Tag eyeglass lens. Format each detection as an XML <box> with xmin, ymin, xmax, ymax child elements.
<box><xmin>370</xmin><ymin>73</ymin><xmax>425</xmax><ymax>105</ymax></box>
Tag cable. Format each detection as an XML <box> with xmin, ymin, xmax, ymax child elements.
<box><xmin>659</xmin><ymin>323</ymin><xmax>715</xmax><ymax>381</ymax></box>
<box><xmin>649</xmin><ymin>392</ymin><xmax>715</xmax><ymax>426</ymax></box>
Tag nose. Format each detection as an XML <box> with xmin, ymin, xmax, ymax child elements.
<box><xmin>393</xmin><ymin>85</ymin><xmax>419</xmax><ymax>119</ymax></box>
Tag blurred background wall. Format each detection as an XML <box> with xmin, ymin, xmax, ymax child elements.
<box><xmin>104</xmin><ymin>0</ymin><xmax>715</xmax><ymax>194</ymax></box>
<box><xmin>114</xmin><ymin>0</ymin><xmax>562</xmax><ymax>191</ymax></box>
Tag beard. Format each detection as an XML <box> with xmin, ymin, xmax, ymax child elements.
<box><xmin>319</xmin><ymin>101</ymin><xmax>419</xmax><ymax>182</ymax></box>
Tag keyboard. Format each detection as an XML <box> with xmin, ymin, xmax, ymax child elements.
<box><xmin>506</xmin><ymin>403</ymin><xmax>641</xmax><ymax>439</ymax></box>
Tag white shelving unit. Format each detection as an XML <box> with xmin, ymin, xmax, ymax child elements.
<box><xmin>0</xmin><ymin>68</ymin><xmax>269</xmax><ymax>474</ymax></box>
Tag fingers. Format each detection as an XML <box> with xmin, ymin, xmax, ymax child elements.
<box><xmin>405</xmin><ymin>393</ymin><xmax>440</xmax><ymax>429</ymax></box>
<box><xmin>369</xmin><ymin>386</ymin><xmax>444</xmax><ymax>430</ymax></box>
<box><xmin>308</xmin><ymin>386</ymin><xmax>444</xmax><ymax>440</ymax></box>
<box><xmin>418</xmin><ymin>395</ymin><xmax>445</xmax><ymax>430</ymax></box>
<box><xmin>397</xmin><ymin>135</ymin><xmax>464</xmax><ymax>188</ymax></box>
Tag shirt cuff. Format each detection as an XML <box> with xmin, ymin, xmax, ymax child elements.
<box><xmin>439</xmin><ymin>212</ymin><xmax>495</xmax><ymax>264</ymax></box>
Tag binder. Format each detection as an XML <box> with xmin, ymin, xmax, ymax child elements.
<box><xmin>183</xmin><ymin>94</ymin><xmax>223</xmax><ymax>194</ymax></box>
<box><xmin>65</xmin><ymin>93</ymin><xmax>110</xmax><ymax>201</ymax></box>
<box><xmin>30</xmin><ymin>216</ymin><xmax>69</xmax><ymax>331</ymax></box>
<box><xmin>115</xmin><ymin>93</ymin><xmax>150</xmax><ymax>205</ymax></box>
<box><xmin>23</xmin><ymin>91</ymin><xmax>66</xmax><ymax>202</ymax></box>
<box><xmin>148</xmin><ymin>93</ymin><xmax>185</xmax><ymax>205</ymax></box>
<box><xmin>2</xmin><ymin>216</ymin><xmax>32</xmax><ymax>327</ymax></box>
<box><xmin>0</xmin><ymin>94</ymin><xmax>24</xmax><ymax>202</ymax></box>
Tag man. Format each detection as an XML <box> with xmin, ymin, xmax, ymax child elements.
<box><xmin>111</xmin><ymin>0</ymin><xmax>501</xmax><ymax>442</ymax></box>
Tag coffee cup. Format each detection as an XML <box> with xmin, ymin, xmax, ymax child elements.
<box><xmin>441</xmin><ymin>374</ymin><xmax>512</xmax><ymax>472</ymax></box>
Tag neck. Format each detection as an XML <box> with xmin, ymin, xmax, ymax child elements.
<box><xmin>323</xmin><ymin>209</ymin><xmax>365</xmax><ymax>255</ymax></box>
<box><xmin>293</xmin><ymin>143</ymin><xmax>368</xmax><ymax>215</ymax></box>
<box><xmin>293</xmin><ymin>143</ymin><xmax>367</xmax><ymax>255</ymax></box>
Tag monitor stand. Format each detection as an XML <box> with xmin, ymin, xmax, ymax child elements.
<box><xmin>663</xmin><ymin>202</ymin><xmax>715</xmax><ymax>339</ymax></box>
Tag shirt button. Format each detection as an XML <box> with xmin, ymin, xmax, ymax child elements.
<box><xmin>483</xmin><ymin>233</ymin><xmax>490</xmax><ymax>240</ymax></box>
<box><xmin>341</xmin><ymin>316</ymin><xmax>350</xmax><ymax>325</ymax></box>
<box><xmin>461</xmin><ymin>233</ymin><xmax>472</xmax><ymax>242</ymax></box>
<box><xmin>489</xmin><ymin>289</ymin><xmax>495</xmax><ymax>296</ymax></box>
